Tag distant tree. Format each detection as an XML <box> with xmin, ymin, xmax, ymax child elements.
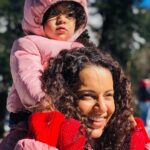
<box><xmin>0</xmin><ymin>0</ymin><xmax>24</xmax><ymax>137</ymax></box>
<box><xmin>88</xmin><ymin>0</ymin><xmax>150</xmax><ymax>98</ymax></box>
<box><xmin>137</xmin><ymin>9</ymin><xmax>150</xmax><ymax>45</ymax></box>
<box><xmin>90</xmin><ymin>0</ymin><xmax>142</xmax><ymax>69</ymax></box>
<box><xmin>128</xmin><ymin>9</ymin><xmax>150</xmax><ymax>87</ymax></box>
<box><xmin>0</xmin><ymin>0</ymin><xmax>24</xmax><ymax>91</ymax></box>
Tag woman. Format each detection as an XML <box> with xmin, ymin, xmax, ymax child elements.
<box><xmin>15</xmin><ymin>47</ymin><xmax>150</xmax><ymax>150</ymax></box>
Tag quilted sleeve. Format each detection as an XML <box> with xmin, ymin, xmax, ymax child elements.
<box><xmin>10</xmin><ymin>37</ymin><xmax>46</xmax><ymax>110</ymax></box>
<box><xmin>10</xmin><ymin>37</ymin><xmax>84</xmax><ymax>111</ymax></box>
<box><xmin>14</xmin><ymin>139</ymin><xmax>58</xmax><ymax>150</ymax></box>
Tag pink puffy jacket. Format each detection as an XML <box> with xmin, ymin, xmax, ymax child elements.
<box><xmin>7</xmin><ymin>0</ymin><xmax>88</xmax><ymax>113</ymax></box>
<box><xmin>14</xmin><ymin>139</ymin><xmax>58</xmax><ymax>150</ymax></box>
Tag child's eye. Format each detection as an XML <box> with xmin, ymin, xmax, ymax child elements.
<box><xmin>66</xmin><ymin>12</ymin><xmax>75</xmax><ymax>19</ymax></box>
<box><xmin>67</xmin><ymin>13</ymin><xmax>75</xmax><ymax>17</ymax></box>
<box><xmin>49</xmin><ymin>10</ymin><xmax>58</xmax><ymax>18</ymax></box>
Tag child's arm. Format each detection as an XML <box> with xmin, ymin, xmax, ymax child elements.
<box><xmin>10</xmin><ymin>38</ymin><xmax>45</xmax><ymax>110</ymax></box>
<box><xmin>10</xmin><ymin>36</ymin><xmax>83</xmax><ymax>111</ymax></box>
<box><xmin>14</xmin><ymin>139</ymin><xmax>58</xmax><ymax>150</ymax></box>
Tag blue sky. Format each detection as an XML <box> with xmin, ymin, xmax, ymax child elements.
<box><xmin>139</xmin><ymin>0</ymin><xmax>150</xmax><ymax>8</ymax></box>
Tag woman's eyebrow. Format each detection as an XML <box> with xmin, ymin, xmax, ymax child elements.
<box><xmin>105</xmin><ymin>90</ymin><xmax>114</xmax><ymax>93</ymax></box>
<box><xmin>77</xmin><ymin>90</ymin><xmax>98</xmax><ymax>97</ymax></box>
<box><xmin>77</xmin><ymin>90</ymin><xmax>95</xmax><ymax>94</ymax></box>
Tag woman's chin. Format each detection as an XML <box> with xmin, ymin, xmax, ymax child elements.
<box><xmin>88</xmin><ymin>128</ymin><xmax>103</xmax><ymax>139</ymax></box>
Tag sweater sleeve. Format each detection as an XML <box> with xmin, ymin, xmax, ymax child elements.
<box><xmin>28</xmin><ymin>111</ymin><xmax>65</xmax><ymax>147</ymax></box>
<box><xmin>59</xmin><ymin>119</ymin><xmax>86</xmax><ymax>150</ymax></box>
<box><xmin>130</xmin><ymin>117</ymin><xmax>150</xmax><ymax>150</ymax></box>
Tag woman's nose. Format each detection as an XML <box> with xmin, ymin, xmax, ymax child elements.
<box><xmin>56</xmin><ymin>14</ymin><xmax>67</xmax><ymax>24</ymax></box>
<box><xmin>94</xmin><ymin>96</ymin><xmax>107</xmax><ymax>113</ymax></box>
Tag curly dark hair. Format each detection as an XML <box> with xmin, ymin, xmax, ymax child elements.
<box><xmin>42</xmin><ymin>47</ymin><xmax>134</xmax><ymax>150</ymax></box>
<box><xmin>42</xmin><ymin>1</ymin><xmax>87</xmax><ymax>31</ymax></box>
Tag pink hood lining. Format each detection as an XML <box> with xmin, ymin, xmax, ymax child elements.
<box><xmin>22</xmin><ymin>0</ymin><xmax>88</xmax><ymax>41</ymax></box>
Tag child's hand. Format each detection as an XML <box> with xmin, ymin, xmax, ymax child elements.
<box><xmin>32</xmin><ymin>95</ymin><xmax>55</xmax><ymax>112</ymax></box>
<box><xmin>129</xmin><ymin>115</ymin><xmax>137</xmax><ymax>127</ymax></box>
<box><xmin>71</xmin><ymin>42</ymin><xmax>84</xmax><ymax>49</ymax></box>
<box><xmin>145</xmin><ymin>142</ymin><xmax>150</xmax><ymax>150</ymax></box>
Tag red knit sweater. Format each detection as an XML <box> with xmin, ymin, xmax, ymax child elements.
<box><xmin>28</xmin><ymin>112</ymin><xmax>150</xmax><ymax>150</ymax></box>
<box><xmin>130</xmin><ymin>117</ymin><xmax>150</xmax><ymax>150</ymax></box>
<box><xmin>28</xmin><ymin>111</ymin><xmax>86</xmax><ymax>150</ymax></box>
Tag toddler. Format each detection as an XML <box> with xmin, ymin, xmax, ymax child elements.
<box><xmin>0</xmin><ymin>0</ymin><xmax>94</xmax><ymax>150</ymax></box>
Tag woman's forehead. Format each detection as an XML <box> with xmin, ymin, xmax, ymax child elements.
<box><xmin>79</xmin><ymin>66</ymin><xmax>113</xmax><ymax>89</ymax></box>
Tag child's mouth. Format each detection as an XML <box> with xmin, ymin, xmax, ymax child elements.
<box><xmin>56</xmin><ymin>27</ymin><xmax>67</xmax><ymax>33</ymax></box>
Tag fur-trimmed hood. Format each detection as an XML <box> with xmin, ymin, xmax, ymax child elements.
<box><xmin>22</xmin><ymin>0</ymin><xmax>88</xmax><ymax>41</ymax></box>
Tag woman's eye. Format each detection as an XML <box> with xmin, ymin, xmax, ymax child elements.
<box><xmin>82</xmin><ymin>96</ymin><xmax>93</xmax><ymax>100</ymax></box>
<box><xmin>105</xmin><ymin>93</ymin><xmax>114</xmax><ymax>100</ymax></box>
<box><xmin>79</xmin><ymin>94</ymin><xmax>97</xmax><ymax>101</ymax></box>
<box><xmin>107</xmin><ymin>93</ymin><xmax>113</xmax><ymax>96</ymax></box>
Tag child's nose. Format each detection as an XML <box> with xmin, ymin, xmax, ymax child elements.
<box><xmin>56</xmin><ymin>14</ymin><xmax>67</xmax><ymax>24</ymax></box>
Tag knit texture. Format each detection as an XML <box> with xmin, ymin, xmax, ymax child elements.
<box><xmin>28</xmin><ymin>111</ymin><xmax>86</xmax><ymax>149</ymax></box>
<box><xmin>28</xmin><ymin>111</ymin><xmax>65</xmax><ymax>147</ymax></box>
<box><xmin>130</xmin><ymin>117</ymin><xmax>150</xmax><ymax>150</ymax></box>
<box><xmin>59</xmin><ymin>118</ymin><xmax>86</xmax><ymax>150</ymax></box>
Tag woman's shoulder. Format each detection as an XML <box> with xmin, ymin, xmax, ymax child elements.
<box><xmin>130</xmin><ymin>117</ymin><xmax>150</xmax><ymax>150</ymax></box>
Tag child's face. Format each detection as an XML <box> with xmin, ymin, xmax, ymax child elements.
<box><xmin>43</xmin><ymin>4</ymin><xmax>76</xmax><ymax>41</ymax></box>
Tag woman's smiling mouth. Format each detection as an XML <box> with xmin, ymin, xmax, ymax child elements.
<box><xmin>88</xmin><ymin>115</ymin><xmax>107</xmax><ymax>129</ymax></box>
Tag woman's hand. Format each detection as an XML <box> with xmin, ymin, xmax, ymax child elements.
<box><xmin>129</xmin><ymin>115</ymin><xmax>137</xmax><ymax>127</ymax></box>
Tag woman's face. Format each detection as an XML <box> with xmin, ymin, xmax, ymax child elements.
<box><xmin>77</xmin><ymin>65</ymin><xmax>115</xmax><ymax>138</ymax></box>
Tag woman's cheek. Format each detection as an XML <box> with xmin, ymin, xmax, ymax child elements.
<box><xmin>78</xmin><ymin>100</ymin><xmax>95</xmax><ymax>115</ymax></box>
